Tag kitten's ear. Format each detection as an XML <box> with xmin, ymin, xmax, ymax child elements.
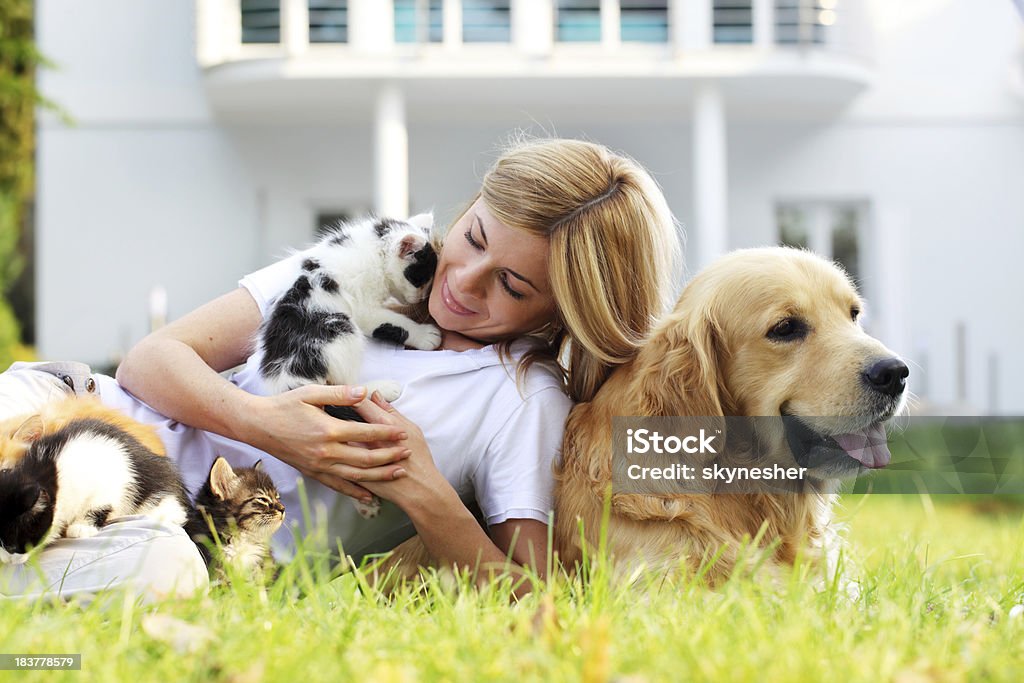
<box><xmin>398</xmin><ymin>234</ymin><xmax>428</xmax><ymax>259</ymax></box>
<box><xmin>12</xmin><ymin>415</ymin><xmax>44</xmax><ymax>444</ymax></box>
<box><xmin>253</xmin><ymin>460</ymin><xmax>264</xmax><ymax>471</ymax></box>
<box><xmin>407</xmin><ymin>211</ymin><xmax>433</xmax><ymax>232</ymax></box>
<box><xmin>209</xmin><ymin>457</ymin><xmax>239</xmax><ymax>500</ymax></box>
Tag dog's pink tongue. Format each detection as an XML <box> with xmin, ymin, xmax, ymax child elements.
<box><xmin>833</xmin><ymin>423</ymin><xmax>891</xmax><ymax>469</ymax></box>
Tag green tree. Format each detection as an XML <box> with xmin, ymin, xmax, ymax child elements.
<box><xmin>0</xmin><ymin>0</ymin><xmax>54</xmax><ymax>368</ymax></box>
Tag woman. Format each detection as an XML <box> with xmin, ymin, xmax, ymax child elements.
<box><xmin>0</xmin><ymin>137</ymin><xmax>681</xmax><ymax>600</ymax></box>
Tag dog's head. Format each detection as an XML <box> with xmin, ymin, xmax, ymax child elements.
<box><xmin>639</xmin><ymin>247</ymin><xmax>908</xmax><ymax>481</ymax></box>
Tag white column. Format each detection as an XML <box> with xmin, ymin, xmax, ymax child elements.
<box><xmin>196</xmin><ymin>0</ymin><xmax>220</xmax><ymax>65</ymax></box>
<box><xmin>513</xmin><ymin>0</ymin><xmax>554</xmax><ymax>56</ymax></box>
<box><xmin>281</xmin><ymin>0</ymin><xmax>309</xmax><ymax>57</ymax></box>
<box><xmin>601</xmin><ymin>0</ymin><xmax>621</xmax><ymax>49</ymax></box>
<box><xmin>349</xmin><ymin>0</ymin><xmax>395</xmax><ymax>52</ymax></box>
<box><xmin>692</xmin><ymin>82</ymin><xmax>728</xmax><ymax>271</ymax></box>
<box><xmin>202</xmin><ymin>0</ymin><xmax>242</xmax><ymax>62</ymax></box>
<box><xmin>753</xmin><ymin>0</ymin><xmax>775</xmax><ymax>47</ymax></box>
<box><xmin>374</xmin><ymin>85</ymin><xmax>409</xmax><ymax>218</ymax></box>
<box><xmin>677</xmin><ymin>0</ymin><xmax>711</xmax><ymax>52</ymax></box>
<box><xmin>443</xmin><ymin>0</ymin><xmax>463</xmax><ymax>50</ymax></box>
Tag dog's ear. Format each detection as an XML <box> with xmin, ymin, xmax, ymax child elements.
<box><xmin>631</xmin><ymin>304</ymin><xmax>734</xmax><ymax>419</ymax></box>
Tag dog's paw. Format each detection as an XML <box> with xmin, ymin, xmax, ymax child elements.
<box><xmin>366</xmin><ymin>380</ymin><xmax>402</xmax><ymax>402</ymax></box>
<box><xmin>406</xmin><ymin>324</ymin><xmax>442</xmax><ymax>351</ymax></box>
<box><xmin>65</xmin><ymin>523</ymin><xmax>100</xmax><ymax>539</ymax></box>
<box><xmin>352</xmin><ymin>496</ymin><xmax>382</xmax><ymax>519</ymax></box>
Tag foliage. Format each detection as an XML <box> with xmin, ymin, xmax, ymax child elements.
<box><xmin>0</xmin><ymin>0</ymin><xmax>54</xmax><ymax>366</ymax></box>
<box><xmin>0</xmin><ymin>496</ymin><xmax>1022</xmax><ymax>682</ymax></box>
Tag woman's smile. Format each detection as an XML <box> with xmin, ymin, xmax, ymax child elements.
<box><xmin>440</xmin><ymin>277</ymin><xmax>477</xmax><ymax>316</ymax></box>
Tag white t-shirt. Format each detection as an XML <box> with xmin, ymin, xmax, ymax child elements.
<box><xmin>97</xmin><ymin>252</ymin><xmax>574</xmax><ymax>561</ymax></box>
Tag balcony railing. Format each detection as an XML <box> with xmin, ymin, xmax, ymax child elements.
<box><xmin>197</xmin><ymin>0</ymin><xmax>869</xmax><ymax>66</ymax></box>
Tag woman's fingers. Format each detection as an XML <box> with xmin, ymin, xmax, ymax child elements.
<box><xmin>325</xmin><ymin>421</ymin><xmax>406</xmax><ymax>444</ymax></box>
<box><xmin>354</xmin><ymin>393</ymin><xmax>400</xmax><ymax>424</ymax></box>
<box><xmin>296</xmin><ymin>383</ymin><xmax>368</xmax><ymax>407</ymax></box>
<box><xmin>315</xmin><ymin>475</ymin><xmax>376</xmax><ymax>503</ymax></box>
<box><xmin>319</xmin><ymin>443</ymin><xmax>411</xmax><ymax>474</ymax></box>
<box><xmin>325</xmin><ymin>461</ymin><xmax>407</xmax><ymax>483</ymax></box>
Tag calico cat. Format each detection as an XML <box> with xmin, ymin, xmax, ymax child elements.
<box><xmin>256</xmin><ymin>213</ymin><xmax>441</xmax><ymax>519</ymax></box>
<box><xmin>0</xmin><ymin>396</ymin><xmax>166</xmax><ymax>468</ymax></box>
<box><xmin>185</xmin><ymin>457</ymin><xmax>285</xmax><ymax>581</ymax></box>
<box><xmin>0</xmin><ymin>407</ymin><xmax>190</xmax><ymax>564</ymax></box>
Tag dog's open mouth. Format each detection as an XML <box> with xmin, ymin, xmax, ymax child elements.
<box><xmin>781</xmin><ymin>414</ymin><xmax>892</xmax><ymax>471</ymax></box>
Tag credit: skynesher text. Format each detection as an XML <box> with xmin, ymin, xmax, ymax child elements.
<box><xmin>627</xmin><ymin>463</ymin><xmax>809</xmax><ymax>484</ymax></box>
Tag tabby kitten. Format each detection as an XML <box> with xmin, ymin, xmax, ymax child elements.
<box><xmin>0</xmin><ymin>411</ymin><xmax>189</xmax><ymax>564</ymax></box>
<box><xmin>185</xmin><ymin>457</ymin><xmax>285</xmax><ymax>580</ymax></box>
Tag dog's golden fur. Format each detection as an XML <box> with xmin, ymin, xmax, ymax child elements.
<box><xmin>554</xmin><ymin>247</ymin><xmax>905</xmax><ymax>584</ymax></box>
<box><xmin>379</xmin><ymin>247</ymin><xmax>906</xmax><ymax>586</ymax></box>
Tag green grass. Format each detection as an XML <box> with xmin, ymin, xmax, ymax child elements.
<box><xmin>2</xmin><ymin>496</ymin><xmax>1023</xmax><ymax>683</ymax></box>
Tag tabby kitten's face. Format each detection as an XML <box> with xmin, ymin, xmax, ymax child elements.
<box><xmin>200</xmin><ymin>458</ymin><xmax>285</xmax><ymax>540</ymax></box>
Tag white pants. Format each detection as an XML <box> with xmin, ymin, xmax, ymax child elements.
<box><xmin>0</xmin><ymin>362</ymin><xmax>209</xmax><ymax>602</ymax></box>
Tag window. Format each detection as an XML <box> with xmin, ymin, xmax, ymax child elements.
<box><xmin>776</xmin><ymin>201</ymin><xmax>864</xmax><ymax>287</ymax></box>
<box><xmin>556</xmin><ymin>0</ymin><xmax>601</xmax><ymax>42</ymax></box>
<box><xmin>463</xmin><ymin>0</ymin><xmax>511</xmax><ymax>43</ymax></box>
<box><xmin>775</xmin><ymin>0</ymin><xmax>832</xmax><ymax>46</ymax></box>
<box><xmin>309</xmin><ymin>0</ymin><xmax>348</xmax><ymax>43</ymax></box>
<box><xmin>713</xmin><ymin>0</ymin><xmax>753</xmax><ymax>44</ymax></box>
<box><xmin>621</xmin><ymin>1</ymin><xmax>669</xmax><ymax>42</ymax></box>
<box><xmin>241</xmin><ymin>0</ymin><xmax>280</xmax><ymax>44</ymax></box>
<box><xmin>394</xmin><ymin>0</ymin><xmax>443</xmax><ymax>43</ymax></box>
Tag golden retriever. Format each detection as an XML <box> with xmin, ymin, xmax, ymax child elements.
<box><xmin>553</xmin><ymin>246</ymin><xmax>908</xmax><ymax>585</ymax></box>
<box><xmin>377</xmin><ymin>247</ymin><xmax>907</xmax><ymax>587</ymax></box>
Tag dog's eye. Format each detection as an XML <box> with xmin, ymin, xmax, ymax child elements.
<box><xmin>851</xmin><ymin>307</ymin><xmax>860</xmax><ymax>322</ymax></box>
<box><xmin>767</xmin><ymin>317</ymin><xmax>807</xmax><ymax>342</ymax></box>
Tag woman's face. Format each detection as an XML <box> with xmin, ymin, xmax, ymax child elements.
<box><xmin>428</xmin><ymin>198</ymin><xmax>556</xmax><ymax>344</ymax></box>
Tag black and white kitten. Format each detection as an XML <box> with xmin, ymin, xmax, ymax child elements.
<box><xmin>256</xmin><ymin>213</ymin><xmax>441</xmax><ymax>519</ymax></box>
<box><xmin>257</xmin><ymin>212</ymin><xmax>441</xmax><ymax>400</ymax></box>
<box><xmin>185</xmin><ymin>457</ymin><xmax>285</xmax><ymax>581</ymax></box>
<box><xmin>0</xmin><ymin>416</ymin><xmax>190</xmax><ymax>564</ymax></box>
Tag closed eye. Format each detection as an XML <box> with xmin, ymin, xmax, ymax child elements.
<box><xmin>464</xmin><ymin>229</ymin><xmax>483</xmax><ymax>251</ymax></box>
<box><xmin>767</xmin><ymin>317</ymin><xmax>809</xmax><ymax>342</ymax></box>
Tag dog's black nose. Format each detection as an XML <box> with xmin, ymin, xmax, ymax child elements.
<box><xmin>864</xmin><ymin>358</ymin><xmax>909</xmax><ymax>397</ymax></box>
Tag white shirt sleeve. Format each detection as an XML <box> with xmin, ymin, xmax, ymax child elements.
<box><xmin>238</xmin><ymin>253</ymin><xmax>303</xmax><ymax>318</ymax></box>
<box><xmin>472</xmin><ymin>385</ymin><xmax>573</xmax><ymax>527</ymax></box>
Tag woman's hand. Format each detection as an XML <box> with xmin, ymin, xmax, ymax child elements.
<box><xmin>239</xmin><ymin>384</ymin><xmax>412</xmax><ymax>503</ymax></box>
<box><xmin>352</xmin><ymin>393</ymin><xmax>454</xmax><ymax>515</ymax></box>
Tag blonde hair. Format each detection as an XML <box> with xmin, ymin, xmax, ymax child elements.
<box><xmin>482</xmin><ymin>137</ymin><xmax>681</xmax><ymax>403</ymax></box>
<box><xmin>405</xmin><ymin>138</ymin><xmax>681</xmax><ymax>403</ymax></box>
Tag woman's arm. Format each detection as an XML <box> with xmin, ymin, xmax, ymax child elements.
<box><xmin>115</xmin><ymin>288</ymin><xmax>412</xmax><ymax>499</ymax></box>
<box><xmin>356</xmin><ymin>395</ymin><xmax>550</xmax><ymax>596</ymax></box>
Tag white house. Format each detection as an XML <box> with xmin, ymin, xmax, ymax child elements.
<box><xmin>35</xmin><ymin>0</ymin><xmax>1024</xmax><ymax>412</ymax></box>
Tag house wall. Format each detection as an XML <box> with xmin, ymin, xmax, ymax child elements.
<box><xmin>34</xmin><ymin>0</ymin><xmax>1024</xmax><ymax>411</ymax></box>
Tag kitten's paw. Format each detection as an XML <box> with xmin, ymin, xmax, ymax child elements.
<box><xmin>366</xmin><ymin>379</ymin><xmax>402</xmax><ymax>402</ymax></box>
<box><xmin>352</xmin><ymin>496</ymin><xmax>382</xmax><ymax>519</ymax></box>
<box><xmin>65</xmin><ymin>523</ymin><xmax>100</xmax><ymax>539</ymax></box>
<box><xmin>407</xmin><ymin>324</ymin><xmax>442</xmax><ymax>351</ymax></box>
<box><xmin>0</xmin><ymin>548</ymin><xmax>29</xmax><ymax>565</ymax></box>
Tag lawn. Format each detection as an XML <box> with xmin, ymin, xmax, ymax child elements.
<box><xmin>2</xmin><ymin>495</ymin><xmax>1022</xmax><ymax>682</ymax></box>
